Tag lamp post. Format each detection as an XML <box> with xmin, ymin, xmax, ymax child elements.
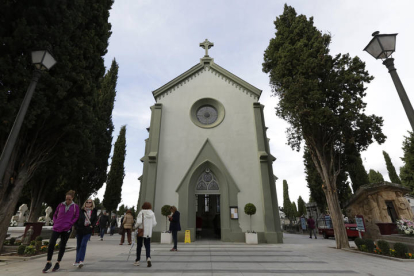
<box><xmin>0</xmin><ymin>50</ymin><xmax>56</xmax><ymax>188</ymax></box>
<box><xmin>364</xmin><ymin>31</ymin><xmax>414</xmax><ymax>130</ymax></box>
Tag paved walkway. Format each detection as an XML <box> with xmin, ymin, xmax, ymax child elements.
<box><xmin>1</xmin><ymin>233</ymin><xmax>413</xmax><ymax>275</ymax></box>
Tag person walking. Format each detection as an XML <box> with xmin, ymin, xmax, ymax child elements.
<box><xmin>74</xmin><ymin>198</ymin><xmax>97</xmax><ymax>268</ymax></box>
<box><xmin>42</xmin><ymin>190</ymin><xmax>79</xmax><ymax>273</ymax></box>
<box><xmin>134</xmin><ymin>202</ymin><xmax>157</xmax><ymax>267</ymax></box>
<box><xmin>109</xmin><ymin>215</ymin><xmax>117</xmax><ymax>236</ymax></box>
<box><xmin>168</xmin><ymin>206</ymin><xmax>181</xmax><ymax>251</ymax></box>
<box><xmin>307</xmin><ymin>216</ymin><xmax>317</xmax><ymax>239</ymax></box>
<box><xmin>98</xmin><ymin>211</ymin><xmax>109</xmax><ymax>241</ymax></box>
<box><xmin>120</xmin><ymin>210</ymin><xmax>134</xmax><ymax>245</ymax></box>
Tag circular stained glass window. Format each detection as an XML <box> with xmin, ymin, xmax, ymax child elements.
<box><xmin>196</xmin><ymin>105</ymin><xmax>218</xmax><ymax>125</ymax></box>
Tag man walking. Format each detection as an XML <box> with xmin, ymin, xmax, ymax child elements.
<box><xmin>98</xmin><ymin>211</ymin><xmax>109</xmax><ymax>241</ymax></box>
<box><xmin>307</xmin><ymin>216</ymin><xmax>317</xmax><ymax>239</ymax></box>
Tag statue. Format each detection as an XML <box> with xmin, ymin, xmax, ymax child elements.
<box><xmin>363</xmin><ymin>195</ymin><xmax>381</xmax><ymax>222</ymax></box>
<box><xmin>377</xmin><ymin>194</ymin><xmax>391</xmax><ymax>223</ymax></box>
<box><xmin>23</xmin><ymin>226</ymin><xmax>34</xmax><ymax>245</ymax></box>
<box><xmin>45</xmin><ymin>206</ymin><xmax>53</xmax><ymax>226</ymax></box>
<box><xmin>17</xmin><ymin>204</ymin><xmax>28</xmax><ymax>227</ymax></box>
<box><xmin>395</xmin><ymin>191</ymin><xmax>413</xmax><ymax>219</ymax></box>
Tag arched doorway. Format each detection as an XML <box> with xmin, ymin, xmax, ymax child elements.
<box><xmin>195</xmin><ymin>168</ymin><xmax>221</xmax><ymax>240</ymax></box>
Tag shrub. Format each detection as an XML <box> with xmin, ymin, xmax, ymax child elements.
<box><xmin>244</xmin><ymin>203</ymin><xmax>257</xmax><ymax>233</ymax></box>
<box><xmin>10</xmin><ymin>237</ymin><xmax>16</xmax><ymax>245</ymax></box>
<box><xmin>43</xmin><ymin>241</ymin><xmax>49</xmax><ymax>246</ymax></box>
<box><xmin>35</xmin><ymin>236</ymin><xmax>43</xmax><ymax>242</ymax></box>
<box><xmin>394</xmin><ymin>243</ymin><xmax>408</xmax><ymax>258</ymax></box>
<box><xmin>35</xmin><ymin>241</ymin><xmax>42</xmax><ymax>251</ymax></box>
<box><xmin>24</xmin><ymin>245</ymin><xmax>36</xmax><ymax>255</ymax></box>
<box><xmin>55</xmin><ymin>243</ymin><xmax>60</xmax><ymax>250</ymax></box>
<box><xmin>17</xmin><ymin>245</ymin><xmax>26</xmax><ymax>255</ymax></box>
<box><xmin>377</xmin><ymin>240</ymin><xmax>390</xmax><ymax>255</ymax></box>
<box><xmin>364</xmin><ymin>239</ymin><xmax>375</xmax><ymax>253</ymax></box>
<box><xmin>30</xmin><ymin>240</ymin><xmax>36</xmax><ymax>246</ymax></box>
<box><xmin>3</xmin><ymin>240</ymin><xmax>9</xmax><ymax>245</ymax></box>
<box><xmin>15</xmin><ymin>240</ymin><xmax>22</xmax><ymax>246</ymax></box>
<box><xmin>354</xmin><ymin>238</ymin><xmax>363</xmax><ymax>250</ymax></box>
<box><xmin>40</xmin><ymin>245</ymin><xmax>48</xmax><ymax>252</ymax></box>
<box><xmin>161</xmin><ymin>205</ymin><xmax>171</xmax><ymax>232</ymax></box>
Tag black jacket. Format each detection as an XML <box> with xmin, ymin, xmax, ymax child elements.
<box><xmin>76</xmin><ymin>208</ymin><xmax>98</xmax><ymax>235</ymax></box>
<box><xmin>169</xmin><ymin>211</ymin><xmax>181</xmax><ymax>232</ymax></box>
<box><xmin>98</xmin><ymin>214</ymin><xmax>109</xmax><ymax>228</ymax></box>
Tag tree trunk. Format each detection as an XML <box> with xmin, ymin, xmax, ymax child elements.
<box><xmin>28</xmin><ymin>178</ymin><xmax>48</xmax><ymax>222</ymax></box>
<box><xmin>324</xmin><ymin>184</ymin><xmax>350</xmax><ymax>249</ymax></box>
<box><xmin>0</xmin><ymin>165</ymin><xmax>29</xmax><ymax>252</ymax></box>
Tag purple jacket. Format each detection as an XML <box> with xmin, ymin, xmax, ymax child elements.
<box><xmin>53</xmin><ymin>202</ymin><xmax>79</xmax><ymax>232</ymax></box>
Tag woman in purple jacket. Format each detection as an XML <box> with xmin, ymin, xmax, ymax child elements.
<box><xmin>42</xmin><ymin>190</ymin><xmax>79</xmax><ymax>273</ymax></box>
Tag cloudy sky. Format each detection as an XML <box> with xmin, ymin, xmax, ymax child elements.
<box><xmin>94</xmin><ymin>0</ymin><xmax>414</xmax><ymax>210</ymax></box>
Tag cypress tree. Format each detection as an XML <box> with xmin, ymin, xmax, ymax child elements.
<box><xmin>345</xmin><ymin>144</ymin><xmax>370</xmax><ymax>192</ymax></box>
<box><xmin>383</xmin><ymin>151</ymin><xmax>401</xmax><ymax>184</ymax></box>
<box><xmin>304</xmin><ymin>147</ymin><xmax>326</xmax><ymax>212</ymax></box>
<box><xmin>283</xmin><ymin>180</ymin><xmax>293</xmax><ymax>220</ymax></box>
<box><xmin>263</xmin><ymin>5</ymin><xmax>386</xmax><ymax>248</ymax></box>
<box><xmin>0</xmin><ymin>0</ymin><xmax>113</xmax><ymax>251</ymax></box>
<box><xmin>103</xmin><ymin>126</ymin><xmax>127</xmax><ymax>213</ymax></box>
<box><xmin>400</xmin><ymin>132</ymin><xmax>414</xmax><ymax>195</ymax></box>
<box><xmin>368</xmin><ymin>169</ymin><xmax>384</xmax><ymax>183</ymax></box>
<box><xmin>291</xmin><ymin>201</ymin><xmax>298</xmax><ymax>219</ymax></box>
<box><xmin>297</xmin><ymin>196</ymin><xmax>307</xmax><ymax>217</ymax></box>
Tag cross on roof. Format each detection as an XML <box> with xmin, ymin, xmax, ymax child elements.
<box><xmin>199</xmin><ymin>39</ymin><xmax>214</xmax><ymax>57</ymax></box>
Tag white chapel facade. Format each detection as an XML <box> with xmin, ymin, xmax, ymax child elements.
<box><xmin>138</xmin><ymin>40</ymin><xmax>282</xmax><ymax>243</ymax></box>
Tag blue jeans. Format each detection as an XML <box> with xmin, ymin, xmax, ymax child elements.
<box><xmin>136</xmin><ymin>237</ymin><xmax>151</xmax><ymax>261</ymax></box>
<box><xmin>76</xmin><ymin>233</ymin><xmax>91</xmax><ymax>263</ymax></box>
<box><xmin>99</xmin><ymin>227</ymin><xmax>106</xmax><ymax>238</ymax></box>
<box><xmin>172</xmin><ymin>230</ymin><xmax>178</xmax><ymax>249</ymax></box>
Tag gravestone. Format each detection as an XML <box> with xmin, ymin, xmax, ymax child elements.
<box><xmin>17</xmin><ymin>204</ymin><xmax>28</xmax><ymax>227</ymax></box>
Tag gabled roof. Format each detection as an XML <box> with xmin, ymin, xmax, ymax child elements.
<box><xmin>152</xmin><ymin>57</ymin><xmax>262</xmax><ymax>100</ymax></box>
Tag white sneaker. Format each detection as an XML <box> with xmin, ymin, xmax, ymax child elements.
<box><xmin>134</xmin><ymin>261</ymin><xmax>140</xmax><ymax>266</ymax></box>
<box><xmin>73</xmin><ymin>263</ymin><xmax>79</xmax><ymax>267</ymax></box>
<box><xmin>78</xmin><ymin>262</ymin><xmax>84</xmax><ymax>268</ymax></box>
<box><xmin>147</xmin><ymin>257</ymin><xmax>151</xmax><ymax>267</ymax></box>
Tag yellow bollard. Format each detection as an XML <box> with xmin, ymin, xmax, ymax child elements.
<box><xmin>184</xmin><ymin>230</ymin><xmax>191</xmax><ymax>244</ymax></box>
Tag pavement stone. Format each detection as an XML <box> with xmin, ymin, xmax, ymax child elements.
<box><xmin>0</xmin><ymin>233</ymin><xmax>413</xmax><ymax>275</ymax></box>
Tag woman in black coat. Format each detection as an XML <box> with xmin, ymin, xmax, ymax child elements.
<box><xmin>74</xmin><ymin>199</ymin><xmax>97</xmax><ymax>268</ymax></box>
<box><xmin>168</xmin><ymin>206</ymin><xmax>181</xmax><ymax>251</ymax></box>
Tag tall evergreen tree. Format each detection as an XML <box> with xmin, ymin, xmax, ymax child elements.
<box><xmin>297</xmin><ymin>196</ymin><xmax>307</xmax><ymax>217</ymax></box>
<box><xmin>262</xmin><ymin>5</ymin><xmax>386</xmax><ymax>248</ymax></box>
<box><xmin>291</xmin><ymin>201</ymin><xmax>298</xmax><ymax>219</ymax></box>
<box><xmin>304</xmin><ymin>147</ymin><xmax>327</xmax><ymax>212</ymax></box>
<box><xmin>282</xmin><ymin>180</ymin><xmax>294</xmax><ymax>220</ymax></box>
<box><xmin>0</xmin><ymin>0</ymin><xmax>113</xmax><ymax>251</ymax></box>
<box><xmin>400</xmin><ymin>132</ymin><xmax>414</xmax><ymax>195</ymax></box>
<box><xmin>383</xmin><ymin>151</ymin><xmax>401</xmax><ymax>184</ymax></box>
<box><xmin>103</xmin><ymin>126</ymin><xmax>127</xmax><ymax>213</ymax></box>
<box><xmin>368</xmin><ymin>169</ymin><xmax>384</xmax><ymax>183</ymax></box>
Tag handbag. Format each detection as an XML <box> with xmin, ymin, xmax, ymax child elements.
<box><xmin>137</xmin><ymin>213</ymin><xmax>144</xmax><ymax>237</ymax></box>
<box><xmin>118</xmin><ymin>224</ymin><xmax>124</xmax><ymax>235</ymax></box>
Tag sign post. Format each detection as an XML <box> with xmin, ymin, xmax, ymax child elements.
<box><xmin>355</xmin><ymin>215</ymin><xmax>365</xmax><ymax>239</ymax></box>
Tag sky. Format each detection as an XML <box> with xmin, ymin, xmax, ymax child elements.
<box><xmin>94</xmin><ymin>0</ymin><xmax>414</xmax><ymax>210</ymax></box>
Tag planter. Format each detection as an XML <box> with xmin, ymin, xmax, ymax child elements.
<box><xmin>245</xmin><ymin>232</ymin><xmax>258</xmax><ymax>244</ymax></box>
<box><xmin>376</xmin><ymin>223</ymin><xmax>398</xmax><ymax>235</ymax></box>
<box><xmin>160</xmin><ymin>232</ymin><xmax>172</xmax><ymax>244</ymax></box>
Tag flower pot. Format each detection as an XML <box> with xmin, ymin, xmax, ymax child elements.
<box><xmin>376</xmin><ymin>223</ymin><xmax>398</xmax><ymax>235</ymax></box>
<box><xmin>161</xmin><ymin>232</ymin><xmax>172</xmax><ymax>244</ymax></box>
<box><xmin>245</xmin><ymin>232</ymin><xmax>258</xmax><ymax>244</ymax></box>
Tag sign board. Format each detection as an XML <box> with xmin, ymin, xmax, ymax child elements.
<box><xmin>230</xmin><ymin>206</ymin><xmax>238</xmax><ymax>219</ymax></box>
<box><xmin>325</xmin><ymin>215</ymin><xmax>332</xmax><ymax>229</ymax></box>
<box><xmin>300</xmin><ymin>217</ymin><xmax>307</xmax><ymax>230</ymax></box>
<box><xmin>184</xmin><ymin>230</ymin><xmax>191</xmax><ymax>244</ymax></box>
<box><xmin>355</xmin><ymin>215</ymin><xmax>365</xmax><ymax>232</ymax></box>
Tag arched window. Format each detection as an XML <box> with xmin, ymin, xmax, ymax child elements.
<box><xmin>196</xmin><ymin>168</ymin><xmax>219</xmax><ymax>192</ymax></box>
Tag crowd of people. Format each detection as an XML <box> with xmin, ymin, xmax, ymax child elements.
<box><xmin>42</xmin><ymin>190</ymin><xmax>181</xmax><ymax>273</ymax></box>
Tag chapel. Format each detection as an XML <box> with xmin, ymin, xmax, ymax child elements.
<box><xmin>138</xmin><ymin>39</ymin><xmax>282</xmax><ymax>243</ymax></box>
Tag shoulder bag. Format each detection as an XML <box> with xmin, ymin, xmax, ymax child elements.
<box><xmin>137</xmin><ymin>213</ymin><xmax>144</xmax><ymax>237</ymax></box>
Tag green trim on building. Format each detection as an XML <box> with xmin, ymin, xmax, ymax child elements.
<box><xmin>253</xmin><ymin>102</ymin><xmax>283</xmax><ymax>243</ymax></box>
<box><xmin>138</xmin><ymin>103</ymin><xmax>162</xmax><ymax>210</ymax></box>
<box><xmin>176</xmin><ymin>139</ymin><xmax>242</xmax><ymax>242</ymax></box>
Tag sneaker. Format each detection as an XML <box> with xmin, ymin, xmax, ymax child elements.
<box><xmin>78</xmin><ymin>261</ymin><xmax>84</xmax><ymax>268</ymax></box>
<box><xmin>100</xmin><ymin>238</ymin><xmax>103</xmax><ymax>241</ymax></box>
<box><xmin>315</xmin><ymin>237</ymin><xmax>317</xmax><ymax>239</ymax></box>
<box><xmin>73</xmin><ymin>263</ymin><xmax>79</xmax><ymax>267</ymax></box>
<box><xmin>42</xmin><ymin>262</ymin><xmax>52</xmax><ymax>273</ymax></box>
<box><xmin>134</xmin><ymin>261</ymin><xmax>140</xmax><ymax>266</ymax></box>
<box><xmin>147</xmin><ymin>257</ymin><xmax>152</xmax><ymax>267</ymax></box>
<box><xmin>52</xmin><ymin>263</ymin><xmax>60</xmax><ymax>272</ymax></box>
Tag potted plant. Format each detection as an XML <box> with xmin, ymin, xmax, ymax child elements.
<box><xmin>160</xmin><ymin>204</ymin><xmax>172</xmax><ymax>244</ymax></box>
<box><xmin>244</xmin><ymin>203</ymin><xmax>258</xmax><ymax>244</ymax></box>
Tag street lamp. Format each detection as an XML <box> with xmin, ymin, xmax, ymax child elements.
<box><xmin>0</xmin><ymin>50</ymin><xmax>56</xmax><ymax>188</ymax></box>
<box><xmin>364</xmin><ymin>31</ymin><xmax>414</xmax><ymax>130</ymax></box>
